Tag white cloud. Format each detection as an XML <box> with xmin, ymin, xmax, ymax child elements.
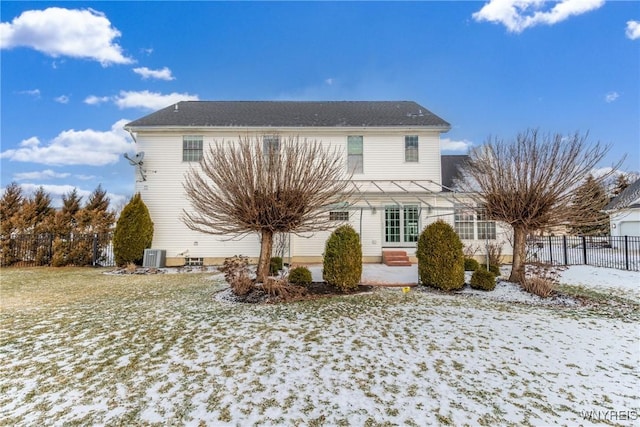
<box><xmin>472</xmin><ymin>0</ymin><xmax>605</xmax><ymax>33</ymax></box>
<box><xmin>0</xmin><ymin>7</ymin><xmax>132</xmax><ymax>65</ymax></box>
<box><xmin>84</xmin><ymin>90</ymin><xmax>199</xmax><ymax>110</ymax></box>
<box><xmin>84</xmin><ymin>95</ymin><xmax>110</xmax><ymax>105</ymax></box>
<box><xmin>54</xmin><ymin>95</ymin><xmax>70</xmax><ymax>104</ymax></box>
<box><xmin>441</xmin><ymin>138</ymin><xmax>473</xmax><ymax>152</ymax></box>
<box><xmin>325</xmin><ymin>78</ymin><xmax>335</xmax><ymax>85</ymax></box>
<box><xmin>113</xmin><ymin>90</ymin><xmax>199</xmax><ymax>110</ymax></box>
<box><xmin>605</xmin><ymin>91</ymin><xmax>619</xmax><ymax>103</ymax></box>
<box><xmin>133</xmin><ymin>66</ymin><xmax>175</xmax><ymax>81</ymax></box>
<box><xmin>13</xmin><ymin>169</ymin><xmax>71</xmax><ymax>181</ymax></box>
<box><xmin>0</xmin><ymin>119</ymin><xmax>134</xmax><ymax>166</ymax></box>
<box><xmin>626</xmin><ymin>20</ymin><xmax>640</xmax><ymax>40</ymax></box>
<box><xmin>18</xmin><ymin>89</ymin><xmax>40</xmax><ymax>97</ymax></box>
<box><xmin>590</xmin><ymin>166</ymin><xmax>614</xmax><ymax>179</ymax></box>
<box><xmin>75</xmin><ymin>174</ymin><xmax>97</xmax><ymax>181</ymax></box>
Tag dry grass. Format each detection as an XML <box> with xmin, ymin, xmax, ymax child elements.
<box><xmin>521</xmin><ymin>276</ymin><xmax>556</xmax><ymax>298</ymax></box>
<box><xmin>1</xmin><ymin>267</ymin><xmax>637</xmax><ymax>426</ymax></box>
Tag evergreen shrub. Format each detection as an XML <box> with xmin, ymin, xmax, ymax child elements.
<box><xmin>481</xmin><ymin>263</ymin><xmax>501</xmax><ymax>276</ymax></box>
<box><xmin>322</xmin><ymin>225</ymin><xmax>362</xmax><ymax>292</ymax></box>
<box><xmin>288</xmin><ymin>266</ymin><xmax>313</xmax><ymax>285</ymax></box>
<box><xmin>470</xmin><ymin>268</ymin><xmax>496</xmax><ymax>291</ymax></box>
<box><xmin>464</xmin><ymin>257</ymin><xmax>480</xmax><ymax>271</ymax></box>
<box><xmin>113</xmin><ymin>193</ymin><xmax>153</xmax><ymax>266</ymax></box>
<box><xmin>416</xmin><ymin>220</ymin><xmax>465</xmax><ymax>291</ymax></box>
<box><xmin>270</xmin><ymin>256</ymin><xmax>283</xmax><ymax>275</ymax></box>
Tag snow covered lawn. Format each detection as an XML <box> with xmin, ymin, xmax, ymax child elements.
<box><xmin>1</xmin><ymin>266</ymin><xmax>638</xmax><ymax>426</ymax></box>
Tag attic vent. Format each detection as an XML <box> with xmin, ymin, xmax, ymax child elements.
<box><xmin>143</xmin><ymin>249</ymin><xmax>166</xmax><ymax>268</ymax></box>
<box><xmin>174</xmin><ymin>103</ymin><xmax>179</xmax><ymax>112</ymax></box>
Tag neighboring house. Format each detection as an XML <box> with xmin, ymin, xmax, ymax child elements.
<box><xmin>604</xmin><ymin>178</ymin><xmax>640</xmax><ymax>237</ymax></box>
<box><xmin>124</xmin><ymin>101</ymin><xmax>511</xmax><ymax>266</ymax></box>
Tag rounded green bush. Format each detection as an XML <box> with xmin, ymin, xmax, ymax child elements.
<box><xmin>464</xmin><ymin>257</ymin><xmax>480</xmax><ymax>271</ymax></box>
<box><xmin>113</xmin><ymin>193</ymin><xmax>153</xmax><ymax>266</ymax></box>
<box><xmin>470</xmin><ymin>268</ymin><xmax>496</xmax><ymax>291</ymax></box>
<box><xmin>417</xmin><ymin>220</ymin><xmax>465</xmax><ymax>291</ymax></box>
<box><xmin>323</xmin><ymin>224</ymin><xmax>362</xmax><ymax>292</ymax></box>
<box><xmin>288</xmin><ymin>266</ymin><xmax>313</xmax><ymax>285</ymax></box>
<box><xmin>481</xmin><ymin>263</ymin><xmax>501</xmax><ymax>276</ymax></box>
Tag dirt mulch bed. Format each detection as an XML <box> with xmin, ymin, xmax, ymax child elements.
<box><xmin>219</xmin><ymin>282</ymin><xmax>375</xmax><ymax>304</ymax></box>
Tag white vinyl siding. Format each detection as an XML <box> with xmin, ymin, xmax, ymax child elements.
<box><xmin>182</xmin><ymin>135</ymin><xmax>203</xmax><ymax>162</ymax></box>
<box><xmin>132</xmin><ymin>128</ymin><xmax>464</xmax><ymax>260</ymax></box>
<box><xmin>347</xmin><ymin>135</ymin><xmax>363</xmax><ymax>174</ymax></box>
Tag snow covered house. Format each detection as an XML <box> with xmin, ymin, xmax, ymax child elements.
<box><xmin>124</xmin><ymin>101</ymin><xmax>511</xmax><ymax>267</ymax></box>
<box><xmin>604</xmin><ymin>178</ymin><xmax>640</xmax><ymax>237</ymax></box>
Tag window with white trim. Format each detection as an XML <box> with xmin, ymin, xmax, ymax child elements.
<box><xmin>405</xmin><ymin>135</ymin><xmax>419</xmax><ymax>162</ymax></box>
<box><xmin>329</xmin><ymin>211</ymin><xmax>349</xmax><ymax>221</ymax></box>
<box><xmin>454</xmin><ymin>206</ymin><xmax>475</xmax><ymax>240</ymax></box>
<box><xmin>476</xmin><ymin>209</ymin><xmax>496</xmax><ymax>240</ymax></box>
<box><xmin>385</xmin><ymin>205</ymin><xmax>420</xmax><ymax>244</ymax></box>
<box><xmin>454</xmin><ymin>205</ymin><xmax>496</xmax><ymax>240</ymax></box>
<box><xmin>347</xmin><ymin>136</ymin><xmax>363</xmax><ymax>174</ymax></box>
<box><xmin>263</xmin><ymin>135</ymin><xmax>280</xmax><ymax>159</ymax></box>
<box><xmin>182</xmin><ymin>135</ymin><xmax>203</xmax><ymax>162</ymax></box>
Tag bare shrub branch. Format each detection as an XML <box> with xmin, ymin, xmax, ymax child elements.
<box><xmin>458</xmin><ymin>129</ymin><xmax>620</xmax><ymax>283</ymax></box>
<box><xmin>183</xmin><ymin>136</ymin><xmax>353</xmax><ymax>282</ymax></box>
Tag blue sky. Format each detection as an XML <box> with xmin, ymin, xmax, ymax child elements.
<box><xmin>1</xmin><ymin>0</ymin><xmax>639</xmax><ymax>208</ymax></box>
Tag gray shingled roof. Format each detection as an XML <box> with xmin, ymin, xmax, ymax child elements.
<box><xmin>125</xmin><ymin>101</ymin><xmax>450</xmax><ymax>129</ymax></box>
<box><xmin>604</xmin><ymin>178</ymin><xmax>640</xmax><ymax>211</ymax></box>
<box><xmin>441</xmin><ymin>155</ymin><xmax>469</xmax><ymax>192</ymax></box>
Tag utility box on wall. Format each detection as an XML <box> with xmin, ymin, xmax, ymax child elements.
<box><xmin>143</xmin><ymin>249</ymin><xmax>166</xmax><ymax>268</ymax></box>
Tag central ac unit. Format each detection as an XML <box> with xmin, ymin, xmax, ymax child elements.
<box><xmin>143</xmin><ymin>249</ymin><xmax>166</xmax><ymax>268</ymax></box>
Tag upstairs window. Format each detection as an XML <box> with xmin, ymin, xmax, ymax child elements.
<box><xmin>183</xmin><ymin>135</ymin><xmax>203</xmax><ymax>162</ymax></box>
<box><xmin>347</xmin><ymin>136</ymin><xmax>363</xmax><ymax>174</ymax></box>
<box><xmin>405</xmin><ymin>135</ymin><xmax>419</xmax><ymax>162</ymax></box>
<box><xmin>263</xmin><ymin>135</ymin><xmax>281</xmax><ymax>157</ymax></box>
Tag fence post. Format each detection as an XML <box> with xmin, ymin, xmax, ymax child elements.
<box><xmin>582</xmin><ymin>236</ymin><xmax>587</xmax><ymax>265</ymax></box>
<box><xmin>548</xmin><ymin>235</ymin><xmax>553</xmax><ymax>264</ymax></box>
<box><xmin>563</xmin><ymin>235</ymin><xmax>568</xmax><ymax>266</ymax></box>
<box><xmin>92</xmin><ymin>233</ymin><xmax>99</xmax><ymax>267</ymax></box>
<box><xmin>48</xmin><ymin>233</ymin><xmax>54</xmax><ymax>266</ymax></box>
<box><xmin>624</xmin><ymin>236</ymin><xmax>629</xmax><ymax>271</ymax></box>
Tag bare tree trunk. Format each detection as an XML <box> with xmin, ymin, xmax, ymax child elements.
<box><xmin>256</xmin><ymin>230</ymin><xmax>274</xmax><ymax>283</ymax></box>
<box><xmin>509</xmin><ymin>226</ymin><xmax>527</xmax><ymax>284</ymax></box>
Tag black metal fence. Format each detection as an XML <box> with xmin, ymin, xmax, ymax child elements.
<box><xmin>0</xmin><ymin>233</ymin><xmax>115</xmax><ymax>267</ymax></box>
<box><xmin>526</xmin><ymin>235</ymin><xmax>640</xmax><ymax>271</ymax></box>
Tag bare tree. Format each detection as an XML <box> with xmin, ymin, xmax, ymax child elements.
<box><xmin>183</xmin><ymin>136</ymin><xmax>352</xmax><ymax>282</ymax></box>
<box><xmin>458</xmin><ymin>130</ymin><xmax>618</xmax><ymax>284</ymax></box>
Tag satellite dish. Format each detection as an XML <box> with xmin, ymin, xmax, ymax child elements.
<box><xmin>123</xmin><ymin>151</ymin><xmax>147</xmax><ymax>181</ymax></box>
<box><xmin>124</xmin><ymin>151</ymin><xmax>145</xmax><ymax>166</ymax></box>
